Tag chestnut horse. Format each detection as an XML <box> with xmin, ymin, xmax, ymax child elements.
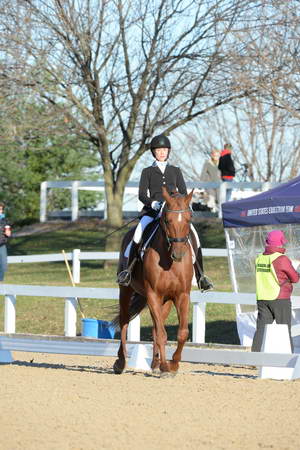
<box><xmin>113</xmin><ymin>186</ymin><xmax>194</xmax><ymax>376</ymax></box>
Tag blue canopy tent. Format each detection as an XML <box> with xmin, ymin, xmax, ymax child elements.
<box><xmin>221</xmin><ymin>176</ymin><xmax>300</xmax><ymax>347</ymax></box>
<box><xmin>222</xmin><ymin>175</ymin><xmax>300</xmax><ymax>228</ymax></box>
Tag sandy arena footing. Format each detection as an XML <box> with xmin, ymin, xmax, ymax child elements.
<box><xmin>1</xmin><ymin>352</ymin><xmax>300</xmax><ymax>449</ymax></box>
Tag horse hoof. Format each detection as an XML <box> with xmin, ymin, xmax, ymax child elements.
<box><xmin>113</xmin><ymin>359</ymin><xmax>125</xmax><ymax>374</ymax></box>
<box><xmin>152</xmin><ymin>367</ymin><xmax>160</xmax><ymax>375</ymax></box>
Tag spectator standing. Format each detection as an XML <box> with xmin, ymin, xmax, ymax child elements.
<box><xmin>200</xmin><ymin>149</ymin><xmax>220</xmax><ymax>212</ymax></box>
<box><xmin>218</xmin><ymin>143</ymin><xmax>235</xmax><ymax>201</ymax></box>
<box><xmin>251</xmin><ymin>230</ymin><xmax>299</xmax><ymax>352</ymax></box>
<box><xmin>0</xmin><ymin>203</ymin><xmax>12</xmax><ymax>281</ymax></box>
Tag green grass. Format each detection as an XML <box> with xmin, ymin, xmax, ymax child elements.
<box><xmin>0</xmin><ymin>219</ymin><xmax>240</xmax><ymax>344</ymax></box>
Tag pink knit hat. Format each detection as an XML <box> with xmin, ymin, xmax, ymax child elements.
<box><xmin>265</xmin><ymin>230</ymin><xmax>287</xmax><ymax>247</ymax></box>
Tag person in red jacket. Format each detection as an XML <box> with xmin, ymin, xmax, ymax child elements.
<box><xmin>218</xmin><ymin>143</ymin><xmax>235</xmax><ymax>201</ymax></box>
<box><xmin>251</xmin><ymin>230</ymin><xmax>300</xmax><ymax>352</ymax></box>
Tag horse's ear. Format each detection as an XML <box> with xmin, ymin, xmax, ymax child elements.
<box><xmin>186</xmin><ymin>189</ymin><xmax>194</xmax><ymax>205</ymax></box>
<box><xmin>162</xmin><ymin>186</ymin><xmax>172</xmax><ymax>203</ymax></box>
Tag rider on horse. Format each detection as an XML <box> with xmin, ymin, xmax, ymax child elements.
<box><xmin>117</xmin><ymin>134</ymin><xmax>212</xmax><ymax>291</ymax></box>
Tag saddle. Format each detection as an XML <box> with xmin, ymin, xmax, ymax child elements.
<box><xmin>119</xmin><ymin>218</ymin><xmax>213</xmax><ymax>292</ymax></box>
<box><xmin>130</xmin><ymin>218</ymin><xmax>198</xmax><ymax>261</ymax></box>
<box><xmin>139</xmin><ymin>219</ymin><xmax>160</xmax><ymax>256</ymax></box>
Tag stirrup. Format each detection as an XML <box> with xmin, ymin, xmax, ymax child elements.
<box><xmin>199</xmin><ymin>276</ymin><xmax>213</xmax><ymax>292</ymax></box>
<box><xmin>117</xmin><ymin>269</ymin><xmax>132</xmax><ymax>287</ymax></box>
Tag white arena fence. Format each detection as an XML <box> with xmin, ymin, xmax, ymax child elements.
<box><xmin>1</xmin><ymin>333</ymin><xmax>300</xmax><ymax>377</ymax></box>
<box><xmin>7</xmin><ymin>248</ymin><xmax>228</xmax><ymax>284</ymax></box>
<box><xmin>1</xmin><ymin>285</ymin><xmax>300</xmax><ymax>379</ymax></box>
<box><xmin>3</xmin><ymin>249</ymin><xmax>300</xmax><ymax>378</ymax></box>
<box><xmin>40</xmin><ymin>180</ymin><xmax>274</xmax><ymax>222</ymax></box>
<box><xmin>5</xmin><ymin>249</ymin><xmax>300</xmax><ymax>345</ymax></box>
<box><xmin>3</xmin><ymin>248</ymin><xmax>223</xmax><ymax>341</ymax></box>
<box><xmin>1</xmin><ymin>283</ymin><xmax>300</xmax><ymax>346</ymax></box>
<box><xmin>0</xmin><ymin>284</ymin><xmax>245</xmax><ymax>342</ymax></box>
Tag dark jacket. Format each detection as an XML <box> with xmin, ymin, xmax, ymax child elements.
<box><xmin>0</xmin><ymin>218</ymin><xmax>10</xmax><ymax>246</ymax></box>
<box><xmin>139</xmin><ymin>164</ymin><xmax>187</xmax><ymax>214</ymax></box>
<box><xmin>218</xmin><ymin>149</ymin><xmax>235</xmax><ymax>179</ymax></box>
<box><xmin>263</xmin><ymin>245</ymin><xmax>300</xmax><ymax>299</ymax></box>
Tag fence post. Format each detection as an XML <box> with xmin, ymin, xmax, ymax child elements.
<box><xmin>4</xmin><ymin>295</ymin><xmax>16</xmax><ymax>333</ymax></box>
<box><xmin>262</xmin><ymin>182</ymin><xmax>271</xmax><ymax>192</ymax></box>
<box><xmin>40</xmin><ymin>181</ymin><xmax>48</xmax><ymax>223</ymax></box>
<box><xmin>192</xmin><ymin>302</ymin><xmax>206</xmax><ymax>343</ymax></box>
<box><xmin>127</xmin><ymin>315</ymin><xmax>140</xmax><ymax>341</ymax></box>
<box><xmin>71</xmin><ymin>181</ymin><xmax>79</xmax><ymax>221</ymax></box>
<box><xmin>64</xmin><ymin>297</ymin><xmax>77</xmax><ymax>337</ymax></box>
<box><xmin>218</xmin><ymin>182</ymin><xmax>227</xmax><ymax>218</ymax></box>
<box><xmin>72</xmin><ymin>249</ymin><xmax>80</xmax><ymax>284</ymax></box>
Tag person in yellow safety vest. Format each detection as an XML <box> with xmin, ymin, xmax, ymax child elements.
<box><xmin>251</xmin><ymin>230</ymin><xmax>300</xmax><ymax>352</ymax></box>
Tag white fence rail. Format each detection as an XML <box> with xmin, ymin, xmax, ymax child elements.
<box><xmin>40</xmin><ymin>180</ymin><xmax>276</xmax><ymax>222</ymax></box>
<box><xmin>0</xmin><ymin>284</ymin><xmax>139</xmax><ymax>342</ymax></box>
<box><xmin>5</xmin><ymin>250</ymin><xmax>300</xmax><ymax>344</ymax></box>
<box><xmin>1</xmin><ymin>284</ymin><xmax>300</xmax><ymax>346</ymax></box>
<box><xmin>2</xmin><ymin>334</ymin><xmax>300</xmax><ymax>381</ymax></box>
<box><xmin>8</xmin><ymin>248</ymin><xmax>227</xmax><ymax>284</ymax></box>
<box><xmin>2</xmin><ymin>284</ymin><xmax>300</xmax><ymax>379</ymax></box>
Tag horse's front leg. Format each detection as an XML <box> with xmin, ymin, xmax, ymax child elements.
<box><xmin>151</xmin><ymin>300</ymin><xmax>172</xmax><ymax>373</ymax></box>
<box><xmin>169</xmin><ymin>292</ymin><xmax>190</xmax><ymax>374</ymax></box>
<box><xmin>113</xmin><ymin>286</ymin><xmax>133</xmax><ymax>374</ymax></box>
<box><xmin>150</xmin><ymin>310</ymin><xmax>160</xmax><ymax>373</ymax></box>
<box><xmin>147</xmin><ymin>292</ymin><xmax>170</xmax><ymax>375</ymax></box>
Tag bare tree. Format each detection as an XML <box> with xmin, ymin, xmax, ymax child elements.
<box><xmin>0</xmin><ymin>0</ymin><xmax>267</xmax><ymax>232</ymax></box>
<box><xmin>171</xmin><ymin>98</ymin><xmax>300</xmax><ymax>182</ymax></box>
<box><xmin>232</xmin><ymin>1</ymin><xmax>300</xmax><ymax>123</ymax></box>
<box><xmin>231</xmin><ymin>100</ymin><xmax>300</xmax><ymax>181</ymax></box>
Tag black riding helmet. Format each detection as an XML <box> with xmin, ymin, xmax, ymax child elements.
<box><xmin>150</xmin><ymin>134</ymin><xmax>171</xmax><ymax>158</ymax></box>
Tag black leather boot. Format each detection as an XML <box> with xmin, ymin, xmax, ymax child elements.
<box><xmin>194</xmin><ymin>248</ymin><xmax>213</xmax><ymax>292</ymax></box>
<box><xmin>117</xmin><ymin>242</ymin><xmax>140</xmax><ymax>287</ymax></box>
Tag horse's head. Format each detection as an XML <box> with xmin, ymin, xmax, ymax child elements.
<box><xmin>161</xmin><ymin>186</ymin><xmax>193</xmax><ymax>262</ymax></box>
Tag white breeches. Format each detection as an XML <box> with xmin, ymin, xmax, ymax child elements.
<box><xmin>124</xmin><ymin>215</ymin><xmax>155</xmax><ymax>258</ymax></box>
<box><xmin>190</xmin><ymin>223</ymin><xmax>200</xmax><ymax>248</ymax></box>
<box><xmin>133</xmin><ymin>215</ymin><xmax>155</xmax><ymax>243</ymax></box>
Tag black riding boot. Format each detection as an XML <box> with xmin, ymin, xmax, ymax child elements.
<box><xmin>117</xmin><ymin>241</ymin><xmax>140</xmax><ymax>287</ymax></box>
<box><xmin>194</xmin><ymin>248</ymin><xmax>213</xmax><ymax>292</ymax></box>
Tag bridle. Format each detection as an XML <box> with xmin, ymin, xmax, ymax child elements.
<box><xmin>162</xmin><ymin>207</ymin><xmax>192</xmax><ymax>246</ymax></box>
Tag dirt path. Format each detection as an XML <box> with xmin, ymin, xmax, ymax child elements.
<box><xmin>1</xmin><ymin>352</ymin><xmax>300</xmax><ymax>450</ymax></box>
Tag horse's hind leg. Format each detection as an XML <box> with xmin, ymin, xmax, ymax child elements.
<box><xmin>169</xmin><ymin>293</ymin><xmax>190</xmax><ymax>374</ymax></box>
<box><xmin>113</xmin><ymin>286</ymin><xmax>133</xmax><ymax>375</ymax></box>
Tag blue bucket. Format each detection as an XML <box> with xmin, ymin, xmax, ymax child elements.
<box><xmin>81</xmin><ymin>318</ymin><xmax>115</xmax><ymax>339</ymax></box>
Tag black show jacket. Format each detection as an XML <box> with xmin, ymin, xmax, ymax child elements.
<box><xmin>138</xmin><ymin>164</ymin><xmax>187</xmax><ymax>210</ymax></box>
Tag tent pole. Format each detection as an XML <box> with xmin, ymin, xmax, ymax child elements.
<box><xmin>225</xmin><ymin>229</ymin><xmax>240</xmax><ymax>311</ymax></box>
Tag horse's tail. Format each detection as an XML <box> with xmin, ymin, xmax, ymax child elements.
<box><xmin>111</xmin><ymin>292</ymin><xmax>147</xmax><ymax>330</ymax></box>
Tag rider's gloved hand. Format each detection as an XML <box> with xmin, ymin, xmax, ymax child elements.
<box><xmin>151</xmin><ymin>201</ymin><xmax>162</xmax><ymax>211</ymax></box>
